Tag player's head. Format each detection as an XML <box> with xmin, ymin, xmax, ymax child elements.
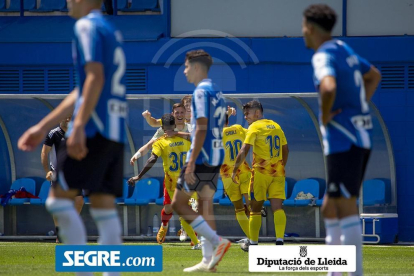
<box><xmin>161</xmin><ymin>113</ymin><xmax>175</xmax><ymax>132</ymax></box>
<box><xmin>184</xmin><ymin>50</ymin><xmax>213</xmax><ymax>84</ymax></box>
<box><xmin>243</xmin><ymin>100</ymin><xmax>263</xmax><ymax>125</ymax></box>
<box><xmin>171</xmin><ymin>103</ymin><xmax>185</xmax><ymax>126</ymax></box>
<box><xmin>60</xmin><ymin>114</ymin><xmax>72</xmax><ymax>128</ymax></box>
<box><xmin>67</xmin><ymin>0</ymin><xmax>102</xmax><ymax>19</ymax></box>
<box><xmin>181</xmin><ymin>95</ymin><xmax>192</xmax><ymax>121</ymax></box>
<box><xmin>302</xmin><ymin>4</ymin><xmax>336</xmax><ymax>49</ymax></box>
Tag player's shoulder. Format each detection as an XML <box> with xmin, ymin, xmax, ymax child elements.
<box><xmin>153</xmin><ymin>135</ymin><xmax>167</xmax><ymax>146</ymax></box>
<box><xmin>48</xmin><ymin>126</ymin><xmax>61</xmax><ymax>137</ymax></box>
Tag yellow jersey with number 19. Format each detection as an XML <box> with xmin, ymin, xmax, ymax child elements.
<box><xmin>152</xmin><ymin>136</ymin><xmax>191</xmax><ymax>191</ymax></box>
<box><xmin>244</xmin><ymin>119</ymin><xmax>287</xmax><ymax>177</ymax></box>
<box><xmin>220</xmin><ymin>124</ymin><xmax>251</xmax><ymax>178</ymax></box>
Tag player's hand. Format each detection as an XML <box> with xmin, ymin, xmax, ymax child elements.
<box><xmin>227</xmin><ymin>106</ymin><xmax>236</xmax><ymax>116</ymax></box>
<box><xmin>130</xmin><ymin>151</ymin><xmax>141</xmax><ymax>166</ymax></box>
<box><xmin>322</xmin><ymin>109</ymin><xmax>342</xmax><ymax>125</ymax></box>
<box><xmin>184</xmin><ymin>162</ymin><xmax>196</xmax><ymax>185</ymax></box>
<box><xmin>165</xmin><ymin>130</ymin><xmax>177</xmax><ymax>138</ymax></box>
<box><xmin>46</xmin><ymin>171</ymin><xmax>54</xmax><ymax>181</ymax></box>
<box><xmin>128</xmin><ymin>176</ymin><xmax>139</xmax><ymax>186</ymax></box>
<box><xmin>18</xmin><ymin>124</ymin><xmax>47</xmax><ymax>152</ymax></box>
<box><xmin>142</xmin><ymin>110</ymin><xmax>151</xmax><ymax>120</ymax></box>
<box><xmin>231</xmin><ymin>171</ymin><xmax>239</xmax><ymax>185</ymax></box>
<box><xmin>67</xmin><ymin>126</ymin><xmax>88</xmax><ymax>161</ymax></box>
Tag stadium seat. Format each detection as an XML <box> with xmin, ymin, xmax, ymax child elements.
<box><xmin>8</xmin><ymin>178</ymin><xmax>36</xmax><ymax>205</ymax></box>
<box><xmin>363</xmin><ymin>179</ymin><xmax>388</xmax><ymax>206</ymax></box>
<box><xmin>213</xmin><ymin>179</ymin><xmax>224</xmax><ymax>203</ymax></box>
<box><xmin>0</xmin><ymin>0</ymin><xmax>36</xmax><ymax>11</ymax></box>
<box><xmin>283</xmin><ymin>179</ymin><xmax>319</xmax><ymax>206</ymax></box>
<box><xmin>34</xmin><ymin>0</ymin><xmax>66</xmax><ymax>12</ymax></box>
<box><xmin>30</xmin><ymin>180</ymin><xmax>50</xmax><ymax>205</ymax></box>
<box><xmin>219</xmin><ymin>196</ymin><xmax>232</xmax><ymax>206</ymax></box>
<box><xmin>125</xmin><ymin>178</ymin><xmax>160</xmax><ymax>205</ymax></box>
<box><xmin>116</xmin><ymin>179</ymin><xmax>130</xmax><ymax>203</ymax></box>
<box><xmin>155</xmin><ymin>196</ymin><xmax>164</xmax><ymax>205</ymax></box>
<box><xmin>125</xmin><ymin>0</ymin><xmax>159</xmax><ymax>11</ymax></box>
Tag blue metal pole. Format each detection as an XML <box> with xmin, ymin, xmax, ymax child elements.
<box><xmin>20</xmin><ymin>0</ymin><xmax>23</xmax><ymax>16</ymax></box>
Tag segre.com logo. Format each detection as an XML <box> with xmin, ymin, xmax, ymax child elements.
<box><xmin>56</xmin><ymin>245</ymin><xmax>162</xmax><ymax>272</ymax></box>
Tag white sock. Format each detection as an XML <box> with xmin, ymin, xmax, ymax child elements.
<box><xmin>200</xmin><ymin>236</ymin><xmax>213</xmax><ymax>264</ymax></box>
<box><xmin>90</xmin><ymin>208</ymin><xmax>122</xmax><ymax>276</ymax></box>
<box><xmin>45</xmin><ymin>198</ymin><xmax>87</xmax><ymax>245</ymax></box>
<box><xmin>324</xmin><ymin>218</ymin><xmax>341</xmax><ymax>245</ymax></box>
<box><xmin>340</xmin><ymin>215</ymin><xmax>363</xmax><ymax>276</ymax></box>
<box><xmin>190</xmin><ymin>216</ymin><xmax>220</xmax><ymax>246</ymax></box>
<box><xmin>90</xmin><ymin>208</ymin><xmax>122</xmax><ymax>245</ymax></box>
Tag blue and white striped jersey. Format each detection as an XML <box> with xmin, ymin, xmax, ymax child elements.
<box><xmin>312</xmin><ymin>40</ymin><xmax>373</xmax><ymax>155</ymax></box>
<box><xmin>68</xmin><ymin>10</ymin><xmax>127</xmax><ymax>143</ymax></box>
<box><xmin>187</xmin><ymin>79</ymin><xmax>226</xmax><ymax>166</ymax></box>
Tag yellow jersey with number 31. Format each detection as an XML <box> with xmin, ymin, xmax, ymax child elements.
<box><xmin>244</xmin><ymin>119</ymin><xmax>287</xmax><ymax>177</ymax></box>
<box><xmin>220</xmin><ymin>124</ymin><xmax>251</xmax><ymax>178</ymax></box>
<box><xmin>152</xmin><ymin>136</ymin><xmax>191</xmax><ymax>191</ymax></box>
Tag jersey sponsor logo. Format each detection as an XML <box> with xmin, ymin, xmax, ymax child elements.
<box><xmin>225</xmin><ymin>130</ymin><xmax>237</xmax><ymax>136</ymax></box>
<box><xmin>351</xmin><ymin>115</ymin><xmax>373</xmax><ymax>129</ymax></box>
<box><xmin>213</xmin><ymin>139</ymin><xmax>223</xmax><ymax>149</ymax></box>
<box><xmin>266</xmin><ymin>125</ymin><xmax>275</xmax><ymax>129</ymax></box>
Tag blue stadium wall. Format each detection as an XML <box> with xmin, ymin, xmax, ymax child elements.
<box><xmin>0</xmin><ymin>16</ymin><xmax>413</xmax><ymax>241</ymax></box>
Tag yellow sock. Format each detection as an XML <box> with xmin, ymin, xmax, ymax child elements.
<box><xmin>249</xmin><ymin>213</ymin><xmax>262</xmax><ymax>243</ymax></box>
<box><xmin>180</xmin><ymin>217</ymin><xmax>199</xmax><ymax>244</ymax></box>
<box><xmin>236</xmin><ymin>209</ymin><xmax>250</xmax><ymax>239</ymax></box>
<box><xmin>274</xmin><ymin>209</ymin><xmax>286</xmax><ymax>240</ymax></box>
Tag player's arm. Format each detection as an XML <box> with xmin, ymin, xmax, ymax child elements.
<box><xmin>41</xmin><ymin>145</ymin><xmax>53</xmax><ymax>181</ymax></box>
<box><xmin>165</xmin><ymin>130</ymin><xmax>190</xmax><ymax>141</ymax></box>
<box><xmin>319</xmin><ymin>76</ymin><xmax>340</xmax><ymax>125</ymax></box>
<box><xmin>363</xmin><ymin>66</ymin><xmax>381</xmax><ymax>102</ymax></box>
<box><xmin>232</xmin><ymin>143</ymin><xmax>251</xmax><ymax>184</ymax></box>
<box><xmin>282</xmin><ymin>144</ymin><xmax>289</xmax><ymax>166</ymax></box>
<box><xmin>18</xmin><ymin>89</ymin><xmax>77</xmax><ymax>152</ymax></box>
<box><xmin>68</xmin><ymin>62</ymin><xmax>104</xmax><ymax>160</ymax></box>
<box><xmin>130</xmin><ymin>138</ymin><xmax>156</xmax><ymax>165</ymax></box>
<box><xmin>127</xmin><ymin>153</ymin><xmax>158</xmax><ymax>186</ymax></box>
<box><xmin>142</xmin><ymin>110</ymin><xmax>161</xmax><ymax>127</ymax></box>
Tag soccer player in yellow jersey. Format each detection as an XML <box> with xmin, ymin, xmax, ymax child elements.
<box><xmin>221</xmin><ymin>112</ymin><xmax>252</xmax><ymax>240</ymax></box>
<box><xmin>128</xmin><ymin>114</ymin><xmax>200</xmax><ymax>248</ymax></box>
<box><xmin>232</xmin><ymin>100</ymin><xmax>289</xmax><ymax>251</ymax></box>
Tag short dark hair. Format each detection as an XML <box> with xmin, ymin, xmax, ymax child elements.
<box><xmin>243</xmin><ymin>100</ymin><xmax>263</xmax><ymax>114</ymax></box>
<box><xmin>185</xmin><ymin>50</ymin><xmax>213</xmax><ymax>71</ymax></box>
<box><xmin>172</xmin><ymin>103</ymin><xmax>185</xmax><ymax>112</ymax></box>
<box><xmin>225</xmin><ymin>112</ymin><xmax>229</xmax><ymax>126</ymax></box>
<box><xmin>303</xmin><ymin>4</ymin><xmax>337</xmax><ymax>32</ymax></box>
<box><xmin>161</xmin><ymin>113</ymin><xmax>175</xmax><ymax>127</ymax></box>
<box><xmin>181</xmin><ymin>95</ymin><xmax>192</xmax><ymax>105</ymax></box>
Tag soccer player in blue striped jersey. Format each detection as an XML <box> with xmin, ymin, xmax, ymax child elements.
<box><xmin>172</xmin><ymin>50</ymin><xmax>230</xmax><ymax>272</ymax></box>
<box><xmin>302</xmin><ymin>5</ymin><xmax>381</xmax><ymax>276</ymax></box>
<box><xmin>18</xmin><ymin>1</ymin><xmax>126</xmax><ymax>275</ymax></box>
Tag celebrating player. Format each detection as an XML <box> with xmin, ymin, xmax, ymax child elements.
<box><xmin>232</xmin><ymin>100</ymin><xmax>289</xmax><ymax>251</ymax></box>
<box><xmin>302</xmin><ymin>4</ymin><xmax>381</xmax><ymax>276</ymax></box>
<box><xmin>128</xmin><ymin>114</ymin><xmax>200</xmax><ymax>249</ymax></box>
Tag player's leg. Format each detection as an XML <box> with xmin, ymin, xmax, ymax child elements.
<box><xmin>268</xmin><ymin>176</ymin><xmax>286</xmax><ymax>245</ymax></box>
<box><xmin>179</xmin><ymin>216</ymin><xmax>200</xmax><ymax>248</ymax></box>
<box><xmin>158</xmin><ymin>188</ymin><xmax>172</xmax><ymax>244</ymax></box>
<box><xmin>223</xmin><ymin>175</ymin><xmax>250</xmax><ymax>239</ymax></box>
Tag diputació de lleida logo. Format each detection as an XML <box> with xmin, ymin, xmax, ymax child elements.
<box><xmin>300</xmin><ymin>246</ymin><xmax>307</xmax><ymax>258</ymax></box>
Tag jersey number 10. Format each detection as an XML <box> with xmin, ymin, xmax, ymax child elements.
<box><xmin>225</xmin><ymin>139</ymin><xmax>243</xmax><ymax>161</ymax></box>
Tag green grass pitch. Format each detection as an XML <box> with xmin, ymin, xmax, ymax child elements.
<box><xmin>0</xmin><ymin>242</ymin><xmax>413</xmax><ymax>275</ymax></box>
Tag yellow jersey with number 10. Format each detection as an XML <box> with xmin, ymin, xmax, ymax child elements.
<box><xmin>244</xmin><ymin>119</ymin><xmax>287</xmax><ymax>177</ymax></box>
<box><xmin>152</xmin><ymin>136</ymin><xmax>191</xmax><ymax>191</ymax></box>
<box><xmin>220</xmin><ymin>124</ymin><xmax>251</xmax><ymax>178</ymax></box>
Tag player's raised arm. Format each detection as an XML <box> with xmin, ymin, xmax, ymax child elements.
<box><xmin>142</xmin><ymin>110</ymin><xmax>162</xmax><ymax>127</ymax></box>
<box><xmin>18</xmin><ymin>89</ymin><xmax>77</xmax><ymax>152</ymax></box>
<box><xmin>128</xmin><ymin>153</ymin><xmax>159</xmax><ymax>186</ymax></box>
<box><xmin>130</xmin><ymin>138</ymin><xmax>156</xmax><ymax>165</ymax></box>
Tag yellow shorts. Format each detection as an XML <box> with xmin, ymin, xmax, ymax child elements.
<box><xmin>222</xmin><ymin>171</ymin><xmax>251</xmax><ymax>202</ymax></box>
<box><xmin>250</xmin><ymin>170</ymin><xmax>285</xmax><ymax>202</ymax></box>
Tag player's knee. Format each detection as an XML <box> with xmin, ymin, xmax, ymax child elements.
<box><xmin>164</xmin><ymin>204</ymin><xmax>173</xmax><ymax>214</ymax></box>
